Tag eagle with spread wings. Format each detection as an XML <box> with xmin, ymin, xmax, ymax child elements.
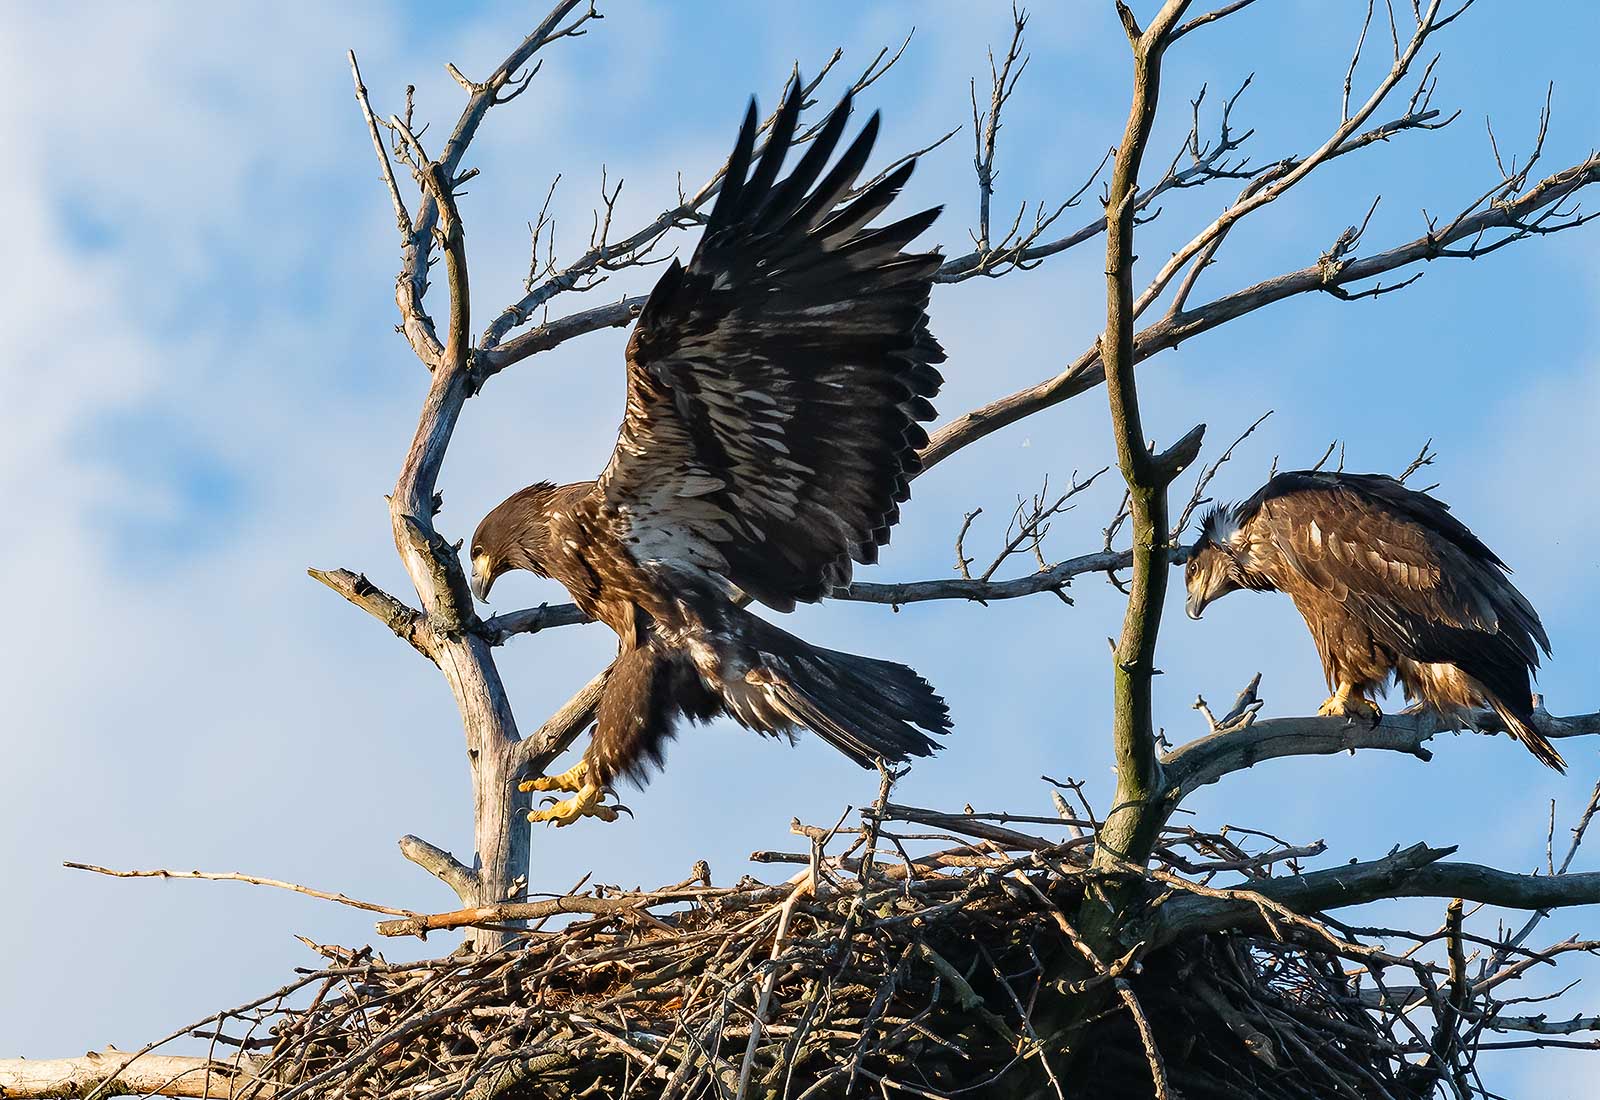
<box><xmin>470</xmin><ymin>80</ymin><xmax>951</xmax><ymax>824</ymax></box>
<box><xmin>1184</xmin><ymin>470</ymin><xmax>1562</xmax><ymax>770</ymax></box>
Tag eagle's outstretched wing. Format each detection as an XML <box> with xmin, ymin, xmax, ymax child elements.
<box><xmin>1246</xmin><ymin>471</ymin><xmax>1549</xmax><ymax>669</ymax></box>
<box><xmin>596</xmin><ymin>78</ymin><xmax>945</xmax><ymax>612</ymax></box>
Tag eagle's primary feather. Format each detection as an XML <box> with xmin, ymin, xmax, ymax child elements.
<box><xmin>1186</xmin><ymin>470</ymin><xmax>1561</xmax><ymax>771</ymax></box>
<box><xmin>470</xmin><ymin>79</ymin><xmax>950</xmax><ymax>821</ymax></box>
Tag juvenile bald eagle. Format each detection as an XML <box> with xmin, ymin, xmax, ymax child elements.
<box><xmin>1184</xmin><ymin>471</ymin><xmax>1562</xmax><ymax>771</ymax></box>
<box><xmin>470</xmin><ymin>80</ymin><xmax>950</xmax><ymax>824</ymax></box>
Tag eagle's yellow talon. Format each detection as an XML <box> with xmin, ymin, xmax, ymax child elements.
<box><xmin>527</xmin><ymin>782</ymin><xmax>620</xmax><ymax>827</ymax></box>
<box><xmin>520</xmin><ymin>760</ymin><xmax>590</xmax><ymax>795</ymax></box>
<box><xmin>1318</xmin><ymin>685</ymin><xmax>1381</xmax><ymax>723</ymax></box>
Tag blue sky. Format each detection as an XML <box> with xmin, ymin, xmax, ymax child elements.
<box><xmin>2</xmin><ymin>3</ymin><xmax>1596</xmax><ymax>1093</ymax></box>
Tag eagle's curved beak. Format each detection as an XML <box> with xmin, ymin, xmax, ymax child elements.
<box><xmin>471</xmin><ymin>561</ymin><xmax>493</xmax><ymax>604</ymax></box>
<box><xmin>1185</xmin><ymin>592</ymin><xmax>1206</xmax><ymax>621</ymax></box>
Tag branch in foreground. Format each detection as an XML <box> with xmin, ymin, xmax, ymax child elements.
<box><xmin>0</xmin><ymin>1050</ymin><xmax>265</xmax><ymax>1099</ymax></box>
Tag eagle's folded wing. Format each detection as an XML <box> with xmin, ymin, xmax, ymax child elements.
<box><xmin>1253</xmin><ymin>473</ymin><xmax>1547</xmax><ymax>665</ymax></box>
<box><xmin>596</xmin><ymin>78</ymin><xmax>944</xmax><ymax>612</ymax></box>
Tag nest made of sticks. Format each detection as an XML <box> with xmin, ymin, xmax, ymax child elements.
<box><xmin>153</xmin><ymin>785</ymin><xmax>1578</xmax><ymax>1100</ymax></box>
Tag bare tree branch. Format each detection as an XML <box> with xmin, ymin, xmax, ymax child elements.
<box><xmin>921</xmin><ymin>152</ymin><xmax>1600</xmax><ymax>471</ymax></box>
<box><xmin>397</xmin><ymin>835</ymin><xmax>479</xmax><ymax>902</ymax></box>
<box><xmin>1166</xmin><ymin>702</ymin><xmax>1600</xmax><ymax>797</ymax></box>
<box><xmin>1134</xmin><ymin>0</ymin><xmax>1459</xmax><ymax>319</ymax></box>
<box><xmin>479</xmin><ymin>601</ymin><xmax>593</xmax><ymax>643</ymax></box>
<box><xmin>837</xmin><ymin>546</ymin><xmax>1132</xmax><ymax>607</ymax></box>
<box><xmin>1087</xmin><ymin>0</ymin><xmax>1201</xmax><ymax>887</ymax></box>
<box><xmin>511</xmin><ymin>667</ymin><xmax>609</xmax><ymax>779</ymax></box>
<box><xmin>0</xmin><ymin>1051</ymin><xmax>267</xmax><ymax>1099</ymax></box>
<box><xmin>1171</xmin><ymin>0</ymin><xmax>1264</xmax><ymax>42</ymax></box>
<box><xmin>327</xmin><ymin>1</ymin><xmax>602</xmax><ymax>943</ymax></box>
<box><xmin>481</xmin><ymin>541</ymin><xmax>1161</xmax><ymax>644</ymax></box>
<box><xmin>63</xmin><ymin>862</ymin><xmax>422</xmax><ymax>920</ymax></box>
<box><xmin>1152</xmin><ymin>844</ymin><xmax>1600</xmax><ymax>944</ymax></box>
<box><xmin>306</xmin><ymin>567</ymin><xmax>433</xmax><ymax>659</ymax></box>
<box><xmin>476</xmin><ymin>46</ymin><xmax>936</xmax><ymax>372</ymax></box>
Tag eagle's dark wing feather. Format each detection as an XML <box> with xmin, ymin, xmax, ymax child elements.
<box><xmin>596</xmin><ymin>78</ymin><xmax>945</xmax><ymax>612</ymax></box>
<box><xmin>1244</xmin><ymin>471</ymin><xmax>1549</xmax><ymax>669</ymax></box>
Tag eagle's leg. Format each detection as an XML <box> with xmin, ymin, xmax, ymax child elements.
<box><xmin>1317</xmin><ymin>682</ymin><xmax>1382</xmax><ymax>723</ymax></box>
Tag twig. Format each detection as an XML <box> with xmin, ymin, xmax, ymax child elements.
<box><xmin>64</xmin><ymin>863</ymin><xmax>422</xmax><ymax>920</ymax></box>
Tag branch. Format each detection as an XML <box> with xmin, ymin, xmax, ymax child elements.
<box><xmin>837</xmin><ymin>547</ymin><xmax>1134</xmax><ymax>607</ymax></box>
<box><xmin>1166</xmin><ymin>706</ymin><xmax>1600</xmax><ymax>797</ymax></box>
<box><xmin>64</xmin><ymin>862</ymin><xmax>422</xmax><ymax>920</ymax></box>
<box><xmin>398</xmin><ymin>835</ymin><xmax>479</xmax><ymax>903</ymax></box>
<box><xmin>376</xmin><ymin>892</ymin><xmax>669</xmax><ymax>939</ymax></box>
<box><xmin>307</xmin><ymin>567</ymin><xmax>434</xmax><ymax>659</ymax></box>
<box><xmin>484</xmin><ymin>543</ymin><xmax>1160</xmax><ymax>646</ymax></box>
<box><xmin>374</xmin><ymin>879</ymin><xmax>794</xmax><ymax>938</ymax></box>
<box><xmin>936</xmin><ymin>78</ymin><xmax>1254</xmax><ymax>284</ymax></box>
<box><xmin>479</xmin><ymin>601</ymin><xmax>593</xmax><ymax>643</ymax></box>
<box><xmin>1150</xmin><ymin>841</ymin><xmax>1451</xmax><ymax>940</ymax></box>
<box><xmin>347</xmin><ymin>54</ymin><xmax>438</xmax><ymax>367</ymax></box>
<box><xmin>1088</xmin><ymin>0</ymin><xmax>1197</xmax><ymax>882</ymax></box>
<box><xmin>397</xmin><ymin>513</ymin><xmax>478</xmax><ymax>635</ymax></box>
<box><xmin>477</xmin><ymin>45</ymin><xmax>933</xmax><ymax>372</ymax></box>
<box><xmin>1152</xmin><ymin>844</ymin><xmax>1600</xmax><ymax>944</ymax></box>
<box><xmin>1134</xmin><ymin>0</ymin><xmax>1456</xmax><ymax>318</ymax></box>
<box><xmin>0</xmin><ymin>1050</ymin><xmax>267</xmax><ymax>1099</ymax></box>
<box><xmin>397</xmin><ymin>1</ymin><xmax>589</xmax><ymax>366</ymax></box>
<box><xmin>511</xmin><ymin>666</ymin><xmax>609</xmax><ymax>778</ymax></box>
<box><xmin>1170</xmin><ymin>0</ymin><xmax>1263</xmax><ymax>42</ymax></box>
<box><xmin>920</xmin><ymin>152</ymin><xmax>1600</xmax><ymax>472</ymax></box>
<box><xmin>477</xmin><ymin>37</ymin><xmax>1260</xmax><ymax>374</ymax></box>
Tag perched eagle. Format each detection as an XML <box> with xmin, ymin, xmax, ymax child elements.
<box><xmin>470</xmin><ymin>80</ymin><xmax>951</xmax><ymax>825</ymax></box>
<box><xmin>1184</xmin><ymin>471</ymin><xmax>1562</xmax><ymax>771</ymax></box>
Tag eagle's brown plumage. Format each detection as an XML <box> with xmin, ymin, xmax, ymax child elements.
<box><xmin>1185</xmin><ymin>471</ymin><xmax>1562</xmax><ymax>771</ymax></box>
<box><xmin>470</xmin><ymin>79</ymin><xmax>950</xmax><ymax>822</ymax></box>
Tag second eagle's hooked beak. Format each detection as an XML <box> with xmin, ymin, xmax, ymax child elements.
<box><xmin>1185</xmin><ymin>591</ymin><xmax>1207</xmax><ymax>621</ymax></box>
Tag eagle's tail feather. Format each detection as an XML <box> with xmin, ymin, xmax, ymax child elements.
<box><xmin>759</xmin><ymin>639</ymin><xmax>948</xmax><ymax>767</ymax></box>
<box><xmin>1487</xmin><ymin>696</ymin><xmax>1566</xmax><ymax>773</ymax></box>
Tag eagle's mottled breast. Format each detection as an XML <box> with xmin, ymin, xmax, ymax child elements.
<box><xmin>545</xmin><ymin>489</ymin><xmax>713</xmax><ymax>649</ymax></box>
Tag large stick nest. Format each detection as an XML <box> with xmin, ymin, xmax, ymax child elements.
<box><xmin>166</xmin><ymin>790</ymin><xmax>1577</xmax><ymax>1100</ymax></box>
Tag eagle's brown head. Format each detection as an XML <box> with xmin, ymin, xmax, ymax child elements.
<box><xmin>1184</xmin><ymin>503</ymin><xmax>1249</xmax><ymax>620</ymax></box>
<box><xmin>470</xmin><ymin>481</ymin><xmax>561</xmax><ymax>603</ymax></box>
